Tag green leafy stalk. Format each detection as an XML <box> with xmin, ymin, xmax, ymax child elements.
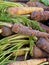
<box><xmin>39</xmin><ymin>0</ymin><xmax>49</xmax><ymax>6</ymax></box>
<box><xmin>0</xmin><ymin>54</ymin><xmax>12</xmax><ymax>65</ymax></box>
<box><xmin>0</xmin><ymin>34</ymin><xmax>36</xmax><ymax>65</ymax></box>
<box><xmin>29</xmin><ymin>36</ymin><xmax>35</xmax><ymax>56</ymax></box>
<box><xmin>0</xmin><ymin>1</ymin><xmax>23</xmax><ymax>7</ymax></box>
<box><xmin>17</xmin><ymin>16</ymin><xmax>45</xmax><ymax>32</ymax></box>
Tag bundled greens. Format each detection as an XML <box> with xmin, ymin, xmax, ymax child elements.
<box><xmin>0</xmin><ymin>1</ymin><xmax>49</xmax><ymax>65</ymax></box>
<box><xmin>0</xmin><ymin>34</ymin><xmax>37</xmax><ymax>65</ymax></box>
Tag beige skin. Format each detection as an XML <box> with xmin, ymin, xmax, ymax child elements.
<box><xmin>8</xmin><ymin>59</ymin><xmax>46</xmax><ymax>65</ymax></box>
<box><xmin>8</xmin><ymin>7</ymin><xmax>44</xmax><ymax>15</ymax></box>
<box><xmin>0</xmin><ymin>29</ymin><xmax>2</xmax><ymax>34</ymax></box>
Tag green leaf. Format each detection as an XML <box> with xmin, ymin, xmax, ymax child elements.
<box><xmin>40</xmin><ymin>0</ymin><xmax>49</xmax><ymax>6</ymax></box>
<box><xmin>29</xmin><ymin>37</ymin><xmax>35</xmax><ymax>56</ymax></box>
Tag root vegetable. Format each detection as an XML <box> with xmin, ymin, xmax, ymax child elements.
<box><xmin>1</xmin><ymin>26</ymin><xmax>12</xmax><ymax>36</ymax></box>
<box><xmin>31</xmin><ymin>11</ymin><xmax>49</xmax><ymax>21</ymax></box>
<box><xmin>12</xmin><ymin>24</ymin><xmax>49</xmax><ymax>38</ymax></box>
<box><xmin>27</xmin><ymin>2</ymin><xmax>49</xmax><ymax>11</ymax></box>
<box><xmin>13</xmin><ymin>48</ymin><xmax>30</xmax><ymax>57</ymax></box>
<box><xmin>8</xmin><ymin>59</ymin><xmax>46</xmax><ymax>65</ymax></box>
<box><xmin>39</xmin><ymin>23</ymin><xmax>49</xmax><ymax>33</ymax></box>
<box><xmin>27</xmin><ymin>2</ymin><xmax>46</xmax><ymax>8</ymax></box>
<box><xmin>33</xmin><ymin>46</ymin><xmax>49</xmax><ymax>58</ymax></box>
<box><xmin>11</xmin><ymin>46</ymin><xmax>49</xmax><ymax>58</ymax></box>
<box><xmin>0</xmin><ymin>22</ymin><xmax>13</xmax><ymax>36</ymax></box>
<box><xmin>8</xmin><ymin>7</ymin><xmax>44</xmax><ymax>15</ymax></box>
<box><xmin>36</xmin><ymin>38</ymin><xmax>49</xmax><ymax>53</ymax></box>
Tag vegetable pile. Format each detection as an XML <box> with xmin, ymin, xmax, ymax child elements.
<box><xmin>0</xmin><ymin>0</ymin><xmax>49</xmax><ymax>65</ymax></box>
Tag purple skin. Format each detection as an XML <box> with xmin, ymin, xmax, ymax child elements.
<box><xmin>33</xmin><ymin>46</ymin><xmax>49</xmax><ymax>58</ymax></box>
<box><xmin>12</xmin><ymin>24</ymin><xmax>49</xmax><ymax>38</ymax></box>
<box><xmin>27</xmin><ymin>2</ymin><xmax>46</xmax><ymax>8</ymax></box>
<box><xmin>1</xmin><ymin>26</ymin><xmax>12</xmax><ymax>36</ymax></box>
<box><xmin>27</xmin><ymin>2</ymin><xmax>49</xmax><ymax>11</ymax></box>
<box><xmin>36</xmin><ymin>38</ymin><xmax>49</xmax><ymax>54</ymax></box>
<box><xmin>39</xmin><ymin>23</ymin><xmax>49</xmax><ymax>33</ymax></box>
